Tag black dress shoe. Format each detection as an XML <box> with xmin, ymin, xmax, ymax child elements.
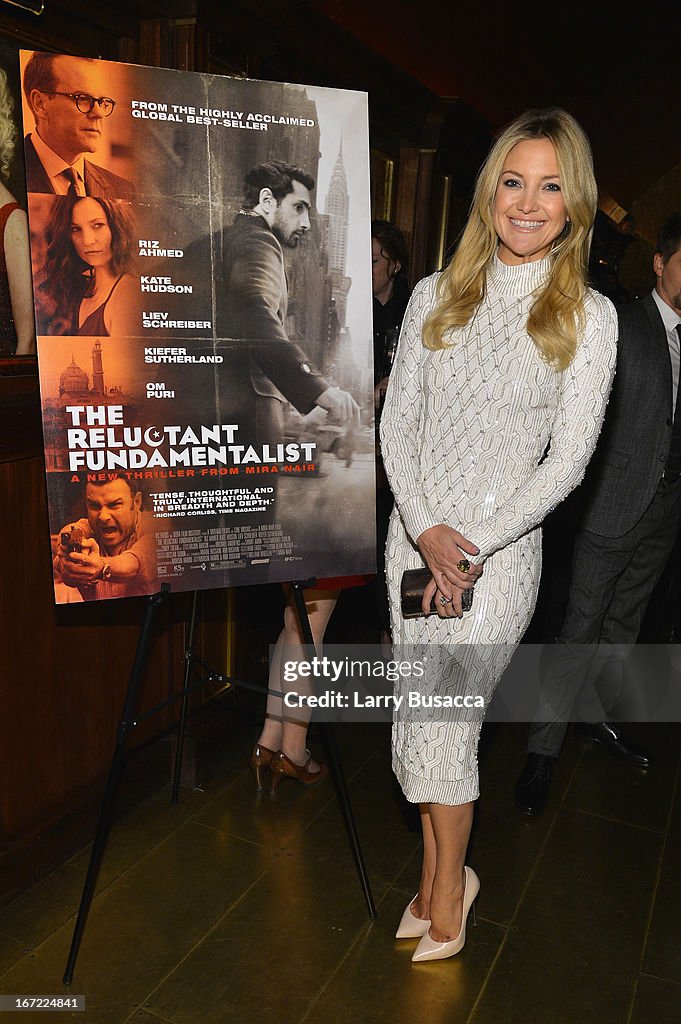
<box><xmin>574</xmin><ymin>722</ymin><xmax>653</xmax><ymax>768</ymax></box>
<box><xmin>514</xmin><ymin>753</ymin><xmax>555</xmax><ymax>816</ymax></box>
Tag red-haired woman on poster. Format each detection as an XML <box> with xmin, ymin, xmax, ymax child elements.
<box><xmin>40</xmin><ymin>193</ymin><xmax>138</xmax><ymax>336</ymax></box>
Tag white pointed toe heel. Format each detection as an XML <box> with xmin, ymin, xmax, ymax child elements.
<box><xmin>411</xmin><ymin>866</ymin><xmax>479</xmax><ymax>963</ymax></box>
<box><xmin>395</xmin><ymin>894</ymin><xmax>431</xmax><ymax>939</ymax></box>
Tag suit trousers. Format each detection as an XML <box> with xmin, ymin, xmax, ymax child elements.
<box><xmin>528</xmin><ymin>475</ymin><xmax>681</xmax><ymax>757</ymax></box>
<box><xmin>368</xmin><ymin>477</ymin><xmax>394</xmax><ymax>635</ymax></box>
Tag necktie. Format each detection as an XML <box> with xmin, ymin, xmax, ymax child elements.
<box><xmin>665</xmin><ymin>324</ymin><xmax>681</xmax><ymax>479</ymax></box>
<box><xmin>62</xmin><ymin>167</ymin><xmax>84</xmax><ymax>197</ymax></box>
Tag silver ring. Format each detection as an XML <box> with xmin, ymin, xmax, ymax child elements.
<box><xmin>439</xmin><ymin>595</ymin><xmax>452</xmax><ymax>606</ymax></box>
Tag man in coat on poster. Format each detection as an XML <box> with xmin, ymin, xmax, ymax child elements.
<box><xmin>214</xmin><ymin>160</ymin><xmax>358</xmax><ymax>445</ymax></box>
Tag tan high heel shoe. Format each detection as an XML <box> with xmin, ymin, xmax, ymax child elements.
<box><xmin>248</xmin><ymin>742</ymin><xmax>277</xmax><ymax>791</ymax></box>
<box><xmin>269</xmin><ymin>750</ymin><xmax>329</xmax><ymax>794</ymax></box>
<box><xmin>411</xmin><ymin>866</ymin><xmax>479</xmax><ymax>962</ymax></box>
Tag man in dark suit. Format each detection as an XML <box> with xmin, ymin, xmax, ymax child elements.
<box><xmin>514</xmin><ymin>213</ymin><xmax>681</xmax><ymax>815</ymax></box>
<box><xmin>22</xmin><ymin>52</ymin><xmax>133</xmax><ymax>199</ymax></box>
<box><xmin>214</xmin><ymin>160</ymin><xmax>358</xmax><ymax>442</ymax></box>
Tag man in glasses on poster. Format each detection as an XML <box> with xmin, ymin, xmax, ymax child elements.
<box><xmin>22</xmin><ymin>52</ymin><xmax>134</xmax><ymax>199</ymax></box>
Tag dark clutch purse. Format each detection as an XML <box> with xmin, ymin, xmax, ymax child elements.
<box><xmin>400</xmin><ymin>567</ymin><xmax>474</xmax><ymax>618</ymax></box>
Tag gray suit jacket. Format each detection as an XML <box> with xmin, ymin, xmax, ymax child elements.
<box><xmin>579</xmin><ymin>292</ymin><xmax>674</xmax><ymax>538</ymax></box>
<box><xmin>211</xmin><ymin>213</ymin><xmax>328</xmax><ymax>441</ymax></box>
<box><xmin>24</xmin><ymin>135</ymin><xmax>135</xmax><ymax>199</ymax></box>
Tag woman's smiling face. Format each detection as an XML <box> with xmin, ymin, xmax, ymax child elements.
<box><xmin>493</xmin><ymin>137</ymin><xmax>568</xmax><ymax>265</ymax></box>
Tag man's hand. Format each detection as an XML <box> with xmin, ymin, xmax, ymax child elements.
<box><xmin>374</xmin><ymin>375</ymin><xmax>390</xmax><ymax>410</ymax></box>
<box><xmin>58</xmin><ymin>536</ymin><xmax>104</xmax><ymax>587</ymax></box>
<box><xmin>316</xmin><ymin>386</ymin><xmax>360</xmax><ymax>425</ymax></box>
<box><xmin>417</xmin><ymin>524</ymin><xmax>483</xmax><ymax>619</ymax></box>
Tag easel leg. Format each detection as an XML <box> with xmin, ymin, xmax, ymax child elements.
<box><xmin>63</xmin><ymin>588</ymin><xmax>168</xmax><ymax>985</ymax></box>
<box><xmin>171</xmin><ymin>590</ymin><xmax>199</xmax><ymax>804</ymax></box>
<box><xmin>290</xmin><ymin>581</ymin><xmax>377</xmax><ymax>919</ymax></box>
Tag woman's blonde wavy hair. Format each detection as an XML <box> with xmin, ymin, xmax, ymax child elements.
<box><xmin>0</xmin><ymin>68</ymin><xmax>17</xmax><ymax>183</ymax></box>
<box><xmin>423</xmin><ymin>107</ymin><xmax>598</xmax><ymax>370</ymax></box>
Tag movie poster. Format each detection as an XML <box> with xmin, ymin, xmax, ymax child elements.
<box><xmin>20</xmin><ymin>51</ymin><xmax>375</xmax><ymax>604</ymax></box>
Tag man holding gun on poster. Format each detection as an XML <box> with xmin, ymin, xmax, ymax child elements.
<box><xmin>54</xmin><ymin>475</ymin><xmax>157</xmax><ymax>601</ymax></box>
<box><xmin>22</xmin><ymin>52</ymin><xmax>134</xmax><ymax>199</ymax></box>
<box><xmin>214</xmin><ymin>160</ymin><xmax>358</xmax><ymax>443</ymax></box>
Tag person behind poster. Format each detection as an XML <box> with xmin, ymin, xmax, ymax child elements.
<box><xmin>38</xmin><ymin>194</ymin><xmax>138</xmax><ymax>335</ymax></box>
<box><xmin>371</xmin><ymin>219</ymin><xmax>411</xmax><ymax>645</ymax></box>
<box><xmin>0</xmin><ymin>67</ymin><xmax>35</xmax><ymax>355</ymax></box>
<box><xmin>22</xmin><ymin>52</ymin><xmax>134</xmax><ymax>199</ymax></box>
<box><xmin>54</xmin><ymin>474</ymin><xmax>157</xmax><ymax>601</ymax></box>
<box><xmin>214</xmin><ymin>160</ymin><xmax>358</xmax><ymax>443</ymax></box>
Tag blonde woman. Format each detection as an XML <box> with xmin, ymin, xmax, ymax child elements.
<box><xmin>0</xmin><ymin>68</ymin><xmax>35</xmax><ymax>355</ymax></box>
<box><xmin>381</xmin><ymin>107</ymin><xmax>618</xmax><ymax>962</ymax></box>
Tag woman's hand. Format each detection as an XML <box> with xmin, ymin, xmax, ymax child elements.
<box><xmin>417</xmin><ymin>524</ymin><xmax>483</xmax><ymax>618</ymax></box>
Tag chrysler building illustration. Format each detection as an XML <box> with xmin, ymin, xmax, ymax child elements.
<box><xmin>324</xmin><ymin>138</ymin><xmax>351</xmax><ymax>328</ymax></box>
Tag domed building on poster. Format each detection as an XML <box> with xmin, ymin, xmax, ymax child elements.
<box><xmin>58</xmin><ymin>356</ymin><xmax>90</xmax><ymax>400</ymax></box>
<box><xmin>42</xmin><ymin>341</ymin><xmax>133</xmax><ymax>471</ymax></box>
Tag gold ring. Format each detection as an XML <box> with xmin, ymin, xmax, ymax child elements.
<box><xmin>457</xmin><ymin>558</ymin><xmax>471</xmax><ymax>573</ymax></box>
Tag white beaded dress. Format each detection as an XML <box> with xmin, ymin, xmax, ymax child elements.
<box><xmin>380</xmin><ymin>254</ymin><xmax>618</xmax><ymax>805</ymax></box>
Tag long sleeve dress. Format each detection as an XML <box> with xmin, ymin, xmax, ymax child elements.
<box><xmin>380</xmin><ymin>254</ymin><xmax>618</xmax><ymax>804</ymax></box>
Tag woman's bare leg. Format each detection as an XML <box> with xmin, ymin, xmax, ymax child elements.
<box><xmin>258</xmin><ymin>584</ymin><xmax>339</xmax><ymax>767</ymax></box>
<box><xmin>423</xmin><ymin>800</ymin><xmax>474</xmax><ymax>941</ymax></box>
<box><xmin>409</xmin><ymin>805</ymin><xmax>436</xmax><ymax>921</ymax></box>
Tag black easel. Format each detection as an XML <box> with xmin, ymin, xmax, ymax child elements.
<box><xmin>63</xmin><ymin>586</ymin><xmax>169</xmax><ymax>985</ymax></box>
<box><xmin>64</xmin><ymin>578</ymin><xmax>376</xmax><ymax>983</ymax></box>
<box><xmin>289</xmin><ymin>579</ymin><xmax>377</xmax><ymax>920</ymax></box>
<box><xmin>171</xmin><ymin>588</ymin><xmax>199</xmax><ymax>804</ymax></box>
